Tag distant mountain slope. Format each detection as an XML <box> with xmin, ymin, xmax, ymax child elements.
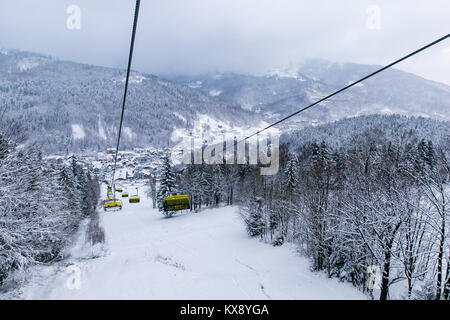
<box><xmin>282</xmin><ymin>114</ymin><xmax>450</xmax><ymax>152</ymax></box>
<box><xmin>166</xmin><ymin>59</ymin><xmax>450</xmax><ymax>128</ymax></box>
<box><xmin>1</xmin><ymin>49</ymin><xmax>448</xmax><ymax>154</ymax></box>
<box><xmin>0</xmin><ymin>49</ymin><xmax>260</xmax><ymax>153</ymax></box>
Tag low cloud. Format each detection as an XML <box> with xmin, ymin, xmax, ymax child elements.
<box><xmin>0</xmin><ymin>0</ymin><xmax>449</xmax><ymax>84</ymax></box>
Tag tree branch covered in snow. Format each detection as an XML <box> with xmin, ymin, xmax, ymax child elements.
<box><xmin>0</xmin><ymin>130</ymin><xmax>100</xmax><ymax>288</ymax></box>
<box><xmin>235</xmin><ymin>119</ymin><xmax>449</xmax><ymax>300</ymax></box>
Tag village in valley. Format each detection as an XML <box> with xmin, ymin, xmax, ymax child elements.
<box><xmin>46</xmin><ymin>147</ymin><xmax>168</xmax><ymax>184</ymax></box>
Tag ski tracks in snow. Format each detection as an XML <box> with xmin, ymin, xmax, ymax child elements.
<box><xmin>7</xmin><ymin>186</ymin><xmax>365</xmax><ymax>299</ymax></box>
<box><xmin>235</xmin><ymin>258</ymin><xmax>271</xmax><ymax>299</ymax></box>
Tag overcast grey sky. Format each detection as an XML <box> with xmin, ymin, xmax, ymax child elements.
<box><xmin>1</xmin><ymin>0</ymin><xmax>449</xmax><ymax>84</ymax></box>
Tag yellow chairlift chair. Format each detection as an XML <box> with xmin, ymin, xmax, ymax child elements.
<box><xmin>163</xmin><ymin>195</ymin><xmax>190</xmax><ymax>217</ymax></box>
<box><xmin>129</xmin><ymin>187</ymin><xmax>140</xmax><ymax>203</ymax></box>
<box><xmin>104</xmin><ymin>198</ymin><xmax>122</xmax><ymax>211</ymax></box>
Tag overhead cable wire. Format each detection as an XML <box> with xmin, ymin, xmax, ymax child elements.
<box><xmin>112</xmin><ymin>0</ymin><xmax>141</xmax><ymax>186</ymax></box>
<box><xmin>234</xmin><ymin>33</ymin><xmax>449</xmax><ymax>146</ymax></box>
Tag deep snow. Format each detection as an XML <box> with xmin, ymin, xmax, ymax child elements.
<box><xmin>7</xmin><ymin>184</ymin><xmax>365</xmax><ymax>300</ymax></box>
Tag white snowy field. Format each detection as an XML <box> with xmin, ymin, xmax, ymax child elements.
<box><xmin>7</xmin><ymin>184</ymin><xmax>365</xmax><ymax>300</ymax></box>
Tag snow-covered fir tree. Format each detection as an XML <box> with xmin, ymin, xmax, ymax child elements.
<box><xmin>284</xmin><ymin>153</ymin><xmax>299</xmax><ymax>192</ymax></box>
<box><xmin>156</xmin><ymin>156</ymin><xmax>177</xmax><ymax>213</ymax></box>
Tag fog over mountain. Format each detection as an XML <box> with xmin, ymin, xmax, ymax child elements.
<box><xmin>166</xmin><ymin>59</ymin><xmax>450</xmax><ymax>125</ymax></box>
<box><xmin>0</xmin><ymin>49</ymin><xmax>260</xmax><ymax>153</ymax></box>
<box><xmin>1</xmin><ymin>49</ymin><xmax>449</xmax><ymax>154</ymax></box>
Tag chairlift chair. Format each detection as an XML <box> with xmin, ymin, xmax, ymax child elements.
<box><xmin>104</xmin><ymin>199</ymin><xmax>122</xmax><ymax>211</ymax></box>
<box><xmin>129</xmin><ymin>187</ymin><xmax>140</xmax><ymax>203</ymax></box>
<box><xmin>163</xmin><ymin>195</ymin><xmax>190</xmax><ymax>212</ymax></box>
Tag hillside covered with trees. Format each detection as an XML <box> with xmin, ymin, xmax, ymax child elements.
<box><xmin>153</xmin><ymin>114</ymin><xmax>449</xmax><ymax>299</ymax></box>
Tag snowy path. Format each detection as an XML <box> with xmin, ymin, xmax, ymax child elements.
<box><xmin>16</xmin><ymin>186</ymin><xmax>365</xmax><ymax>299</ymax></box>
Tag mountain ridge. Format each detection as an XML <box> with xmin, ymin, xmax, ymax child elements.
<box><xmin>1</xmin><ymin>49</ymin><xmax>449</xmax><ymax>154</ymax></box>
<box><xmin>165</xmin><ymin>59</ymin><xmax>450</xmax><ymax>125</ymax></box>
<box><xmin>0</xmin><ymin>48</ymin><xmax>261</xmax><ymax>154</ymax></box>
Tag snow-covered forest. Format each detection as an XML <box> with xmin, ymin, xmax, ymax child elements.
<box><xmin>1</xmin><ymin>50</ymin><xmax>449</xmax><ymax>300</ymax></box>
<box><xmin>0</xmin><ymin>125</ymin><xmax>100</xmax><ymax>289</ymax></box>
<box><xmin>1</xmin><ymin>0</ymin><xmax>449</xmax><ymax>305</ymax></box>
<box><xmin>0</xmin><ymin>49</ymin><xmax>259</xmax><ymax>153</ymax></box>
<box><xmin>1</xmin><ymin>50</ymin><xmax>449</xmax><ymax>154</ymax></box>
<box><xmin>152</xmin><ymin>114</ymin><xmax>450</xmax><ymax>300</ymax></box>
<box><xmin>1</xmin><ymin>111</ymin><xmax>448</xmax><ymax>300</ymax></box>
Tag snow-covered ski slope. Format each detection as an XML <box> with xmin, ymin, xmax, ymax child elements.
<box><xmin>16</xmin><ymin>184</ymin><xmax>365</xmax><ymax>299</ymax></box>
